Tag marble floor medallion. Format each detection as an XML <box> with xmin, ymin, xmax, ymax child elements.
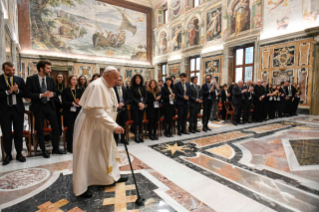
<box><xmin>0</xmin><ymin>168</ymin><xmax>50</xmax><ymax>191</ymax></box>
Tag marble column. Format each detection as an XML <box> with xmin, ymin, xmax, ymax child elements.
<box><xmin>306</xmin><ymin>27</ymin><xmax>319</xmax><ymax>115</ymax></box>
<box><xmin>11</xmin><ymin>42</ymin><xmax>17</xmax><ymax>74</ymax></box>
<box><xmin>0</xmin><ymin>11</ymin><xmax>5</xmax><ymax>74</ymax></box>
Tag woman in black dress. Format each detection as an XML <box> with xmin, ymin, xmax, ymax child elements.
<box><xmin>146</xmin><ymin>80</ymin><xmax>161</xmax><ymax>140</ymax></box>
<box><xmin>129</xmin><ymin>74</ymin><xmax>147</xmax><ymax>143</ymax></box>
<box><xmin>77</xmin><ymin>75</ymin><xmax>88</xmax><ymax>91</ymax></box>
<box><xmin>161</xmin><ymin>78</ymin><xmax>175</xmax><ymax>137</ymax></box>
<box><xmin>55</xmin><ymin>73</ymin><xmax>65</xmax><ymax>135</ymax></box>
<box><xmin>62</xmin><ymin>75</ymin><xmax>83</xmax><ymax>153</ymax></box>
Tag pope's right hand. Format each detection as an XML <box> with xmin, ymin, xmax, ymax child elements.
<box><xmin>114</xmin><ymin>126</ymin><xmax>124</xmax><ymax>134</ymax></box>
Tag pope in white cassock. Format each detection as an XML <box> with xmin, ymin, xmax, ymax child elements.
<box><xmin>73</xmin><ymin>67</ymin><xmax>126</xmax><ymax>198</ymax></box>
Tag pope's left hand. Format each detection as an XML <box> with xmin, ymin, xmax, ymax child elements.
<box><xmin>114</xmin><ymin>126</ymin><xmax>124</xmax><ymax>134</ymax></box>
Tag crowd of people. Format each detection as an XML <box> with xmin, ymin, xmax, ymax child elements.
<box><xmin>0</xmin><ymin>60</ymin><xmax>302</xmax><ymax>166</ymax></box>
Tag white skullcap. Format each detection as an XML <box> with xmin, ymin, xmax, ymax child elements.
<box><xmin>103</xmin><ymin>66</ymin><xmax>118</xmax><ymax>74</ymax></box>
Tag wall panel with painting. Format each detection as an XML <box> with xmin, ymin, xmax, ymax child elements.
<box><xmin>123</xmin><ymin>67</ymin><xmax>154</xmax><ymax>85</ymax></box>
<box><xmin>201</xmin><ymin>55</ymin><xmax>223</xmax><ymax>85</ymax></box>
<box><xmin>168</xmin><ymin>63</ymin><xmax>181</xmax><ymax>82</ymax></box>
<box><xmin>259</xmin><ymin>38</ymin><xmax>313</xmax><ymax>107</ymax></box>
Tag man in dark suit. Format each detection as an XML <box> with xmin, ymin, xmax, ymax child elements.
<box><xmin>189</xmin><ymin>76</ymin><xmax>202</xmax><ymax>133</ymax></box>
<box><xmin>242</xmin><ymin>80</ymin><xmax>253</xmax><ymax>124</ymax></box>
<box><xmin>232</xmin><ymin>80</ymin><xmax>246</xmax><ymax>125</ymax></box>
<box><xmin>25</xmin><ymin>61</ymin><xmax>66</xmax><ymax>158</ymax></box>
<box><xmin>278</xmin><ymin>81</ymin><xmax>286</xmax><ymax>117</ymax></box>
<box><xmin>261</xmin><ymin>82</ymin><xmax>268</xmax><ymax>121</ymax></box>
<box><xmin>114</xmin><ymin>76</ymin><xmax>130</xmax><ymax>145</ymax></box>
<box><xmin>0</xmin><ymin>62</ymin><xmax>26</xmax><ymax>165</ymax></box>
<box><xmin>284</xmin><ymin>80</ymin><xmax>296</xmax><ymax>116</ymax></box>
<box><xmin>201</xmin><ymin>75</ymin><xmax>216</xmax><ymax>131</ymax></box>
<box><xmin>253</xmin><ymin>80</ymin><xmax>265</xmax><ymax>122</ymax></box>
<box><xmin>174</xmin><ymin>73</ymin><xmax>191</xmax><ymax>135</ymax></box>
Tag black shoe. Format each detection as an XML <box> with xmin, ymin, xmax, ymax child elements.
<box><xmin>178</xmin><ymin>131</ymin><xmax>182</xmax><ymax>136</ymax></box>
<box><xmin>16</xmin><ymin>154</ymin><xmax>26</xmax><ymax>163</ymax></box>
<box><xmin>169</xmin><ymin>134</ymin><xmax>174</xmax><ymax>137</ymax></box>
<box><xmin>190</xmin><ymin>130</ymin><xmax>196</xmax><ymax>133</ymax></box>
<box><xmin>79</xmin><ymin>188</ymin><xmax>93</xmax><ymax>198</ymax></box>
<box><xmin>139</xmin><ymin>135</ymin><xmax>144</xmax><ymax>143</ymax></box>
<box><xmin>194</xmin><ymin>129</ymin><xmax>200</xmax><ymax>132</ymax></box>
<box><xmin>52</xmin><ymin>148</ymin><xmax>66</xmax><ymax>154</ymax></box>
<box><xmin>203</xmin><ymin>127</ymin><xmax>207</xmax><ymax>132</ymax></box>
<box><xmin>121</xmin><ymin>139</ymin><xmax>129</xmax><ymax>145</ymax></box>
<box><xmin>67</xmin><ymin>150</ymin><xmax>73</xmax><ymax>153</ymax></box>
<box><xmin>165</xmin><ymin>134</ymin><xmax>170</xmax><ymax>137</ymax></box>
<box><xmin>42</xmin><ymin>150</ymin><xmax>50</xmax><ymax>158</ymax></box>
<box><xmin>149</xmin><ymin>135</ymin><xmax>155</xmax><ymax>140</ymax></box>
<box><xmin>206</xmin><ymin>127</ymin><xmax>211</xmax><ymax>131</ymax></box>
<box><xmin>2</xmin><ymin>155</ymin><xmax>12</xmax><ymax>166</ymax></box>
<box><xmin>134</xmin><ymin>136</ymin><xmax>140</xmax><ymax>143</ymax></box>
<box><xmin>117</xmin><ymin>175</ymin><xmax>128</xmax><ymax>183</ymax></box>
<box><xmin>153</xmin><ymin>135</ymin><xmax>159</xmax><ymax>140</ymax></box>
<box><xmin>181</xmin><ymin>130</ymin><xmax>189</xmax><ymax>134</ymax></box>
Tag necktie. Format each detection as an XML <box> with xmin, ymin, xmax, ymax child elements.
<box><xmin>8</xmin><ymin>77</ymin><xmax>13</xmax><ymax>107</ymax></box>
<box><xmin>41</xmin><ymin>78</ymin><xmax>48</xmax><ymax>104</ymax></box>
<box><xmin>183</xmin><ymin>83</ymin><xmax>186</xmax><ymax>91</ymax></box>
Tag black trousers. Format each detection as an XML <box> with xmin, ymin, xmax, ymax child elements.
<box><xmin>114</xmin><ymin>110</ymin><xmax>127</xmax><ymax>143</ymax></box>
<box><xmin>55</xmin><ymin>102</ymin><xmax>63</xmax><ymax>135</ymax></box>
<box><xmin>0</xmin><ymin>107</ymin><xmax>24</xmax><ymax>156</ymax></box>
<box><xmin>202</xmin><ymin>101</ymin><xmax>213</xmax><ymax>127</ymax></box>
<box><xmin>33</xmin><ymin>103</ymin><xmax>60</xmax><ymax>150</ymax></box>
<box><xmin>148</xmin><ymin>109</ymin><xmax>160</xmax><ymax>135</ymax></box>
<box><xmin>278</xmin><ymin>99</ymin><xmax>285</xmax><ymax>117</ymax></box>
<box><xmin>253</xmin><ymin>102</ymin><xmax>262</xmax><ymax>121</ymax></box>
<box><xmin>284</xmin><ymin>98</ymin><xmax>293</xmax><ymax>115</ymax></box>
<box><xmin>163</xmin><ymin>104</ymin><xmax>175</xmax><ymax>134</ymax></box>
<box><xmin>189</xmin><ymin>103</ymin><xmax>200</xmax><ymax>130</ymax></box>
<box><xmin>268</xmin><ymin>101</ymin><xmax>276</xmax><ymax>119</ymax></box>
<box><xmin>221</xmin><ymin>103</ymin><xmax>226</xmax><ymax>120</ymax></box>
<box><xmin>261</xmin><ymin>99</ymin><xmax>267</xmax><ymax>120</ymax></box>
<box><xmin>292</xmin><ymin>98</ymin><xmax>300</xmax><ymax>115</ymax></box>
<box><xmin>243</xmin><ymin>101</ymin><xmax>251</xmax><ymax>122</ymax></box>
<box><xmin>131</xmin><ymin>109</ymin><xmax>144</xmax><ymax>134</ymax></box>
<box><xmin>233</xmin><ymin>103</ymin><xmax>243</xmax><ymax>124</ymax></box>
<box><xmin>64</xmin><ymin>111</ymin><xmax>78</xmax><ymax>151</ymax></box>
<box><xmin>177</xmin><ymin>104</ymin><xmax>189</xmax><ymax>132</ymax></box>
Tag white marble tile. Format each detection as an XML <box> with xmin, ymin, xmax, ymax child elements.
<box><xmin>213</xmin><ymin>192</ymin><xmax>255</xmax><ymax>212</ymax></box>
<box><xmin>237</xmin><ymin>200</ymin><xmax>267</xmax><ymax>212</ymax></box>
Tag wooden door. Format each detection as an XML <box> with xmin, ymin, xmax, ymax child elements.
<box><xmin>51</xmin><ymin>71</ymin><xmax>68</xmax><ymax>87</ymax></box>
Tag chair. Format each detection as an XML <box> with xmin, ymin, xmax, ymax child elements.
<box><xmin>224</xmin><ymin>101</ymin><xmax>234</xmax><ymax>124</ymax></box>
<box><xmin>1</xmin><ymin>111</ymin><xmax>35</xmax><ymax>161</ymax></box>
<box><xmin>33</xmin><ymin>119</ymin><xmax>52</xmax><ymax>156</ymax></box>
<box><xmin>158</xmin><ymin>117</ymin><xmax>164</xmax><ymax>136</ymax></box>
<box><xmin>217</xmin><ymin>100</ymin><xmax>223</xmax><ymax>120</ymax></box>
<box><xmin>125</xmin><ymin>105</ymin><xmax>134</xmax><ymax>141</ymax></box>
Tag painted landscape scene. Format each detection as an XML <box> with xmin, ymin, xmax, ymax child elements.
<box><xmin>30</xmin><ymin>0</ymin><xmax>147</xmax><ymax>60</ymax></box>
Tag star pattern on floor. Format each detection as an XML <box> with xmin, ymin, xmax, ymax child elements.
<box><xmin>159</xmin><ymin>143</ymin><xmax>191</xmax><ymax>155</ymax></box>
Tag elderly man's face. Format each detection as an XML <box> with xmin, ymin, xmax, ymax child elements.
<box><xmin>257</xmin><ymin>80</ymin><xmax>261</xmax><ymax>86</ymax></box>
<box><xmin>105</xmin><ymin>71</ymin><xmax>120</xmax><ymax>87</ymax></box>
<box><xmin>238</xmin><ymin>81</ymin><xmax>243</xmax><ymax>88</ymax></box>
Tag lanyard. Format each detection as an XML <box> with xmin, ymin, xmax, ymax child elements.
<box><xmin>4</xmin><ymin>74</ymin><xmax>13</xmax><ymax>88</ymax></box>
<box><xmin>138</xmin><ymin>87</ymin><xmax>142</xmax><ymax>97</ymax></box>
<box><xmin>58</xmin><ymin>84</ymin><xmax>64</xmax><ymax>92</ymax></box>
<box><xmin>168</xmin><ymin>87</ymin><xmax>172</xmax><ymax>93</ymax></box>
<box><xmin>71</xmin><ymin>89</ymin><xmax>76</xmax><ymax>100</ymax></box>
<box><xmin>153</xmin><ymin>92</ymin><xmax>156</xmax><ymax>99</ymax></box>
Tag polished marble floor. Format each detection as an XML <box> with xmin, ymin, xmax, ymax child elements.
<box><xmin>1</xmin><ymin>115</ymin><xmax>319</xmax><ymax>212</ymax></box>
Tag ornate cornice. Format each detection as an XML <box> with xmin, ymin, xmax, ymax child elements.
<box><xmin>305</xmin><ymin>27</ymin><xmax>319</xmax><ymax>37</ymax></box>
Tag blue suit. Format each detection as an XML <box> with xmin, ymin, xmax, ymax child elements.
<box><xmin>174</xmin><ymin>81</ymin><xmax>191</xmax><ymax>132</ymax></box>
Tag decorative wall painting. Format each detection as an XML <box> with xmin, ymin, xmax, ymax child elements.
<box><xmin>272</xmin><ymin>69</ymin><xmax>294</xmax><ymax>85</ymax></box>
<box><xmin>79</xmin><ymin>66</ymin><xmax>92</xmax><ymax>79</ymax></box>
<box><xmin>204</xmin><ymin>59</ymin><xmax>220</xmax><ymax>74</ymax></box>
<box><xmin>28</xmin><ymin>62</ymin><xmax>38</xmax><ymax>76</ymax></box>
<box><xmin>261</xmin><ymin>71</ymin><xmax>269</xmax><ymax>83</ymax></box>
<box><xmin>206</xmin><ymin>7</ymin><xmax>222</xmax><ymax>41</ymax></box>
<box><xmin>170</xmin><ymin>0</ymin><xmax>181</xmax><ymax>18</ymax></box>
<box><xmin>134</xmin><ymin>69</ymin><xmax>144</xmax><ymax>75</ymax></box>
<box><xmin>299</xmin><ymin>43</ymin><xmax>310</xmax><ymax>66</ymax></box>
<box><xmin>186</xmin><ymin>17</ymin><xmax>200</xmax><ymax>47</ymax></box>
<box><xmin>171</xmin><ymin>25</ymin><xmax>182</xmax><ymax>51</ymax></box>
<box><xmin>273</xmin><ymin>46</ymin><xmax>295</xmax><ymax>67</ymax></box>
<box><xmin>231</xmin><ymin>0</ymin><xmax>251</xmax><ymax>35</ymax></box>
<box><xmin>1</xmin><ymin>0</ymin><xmax>8</xmax><ymax>15</ymax></box>
<box><xmin>298</xmin><ymin>68</ymin><xmax>308</xmax><ymax>104</ymax></box>
<box><xmin>261</xmin><ymin>49</ymin><xmax>270</xmax><ymax>69</ymax></box>
<box><xmin>29</xmin><ymin>0</ymin><xmax>147</xmax><ymax>61</ymax></box>
<box><xmin>125</xmin><ymin>69</ymin><xmax>133</xmax><ymax>79</ymax></box>
<box><xmin>5</xmin><ymin>31</ymin><xmax>11</xmax><ymax>62</ymax></box>
<box><xmin>168</xmin><ymin>64</ymin><xmax>181</xmax><ymax>79</ymax></box>
<box><xmin>158</xmin><ymin>31</ymin><xmax>168</xmax><ymax>55</ymax></box>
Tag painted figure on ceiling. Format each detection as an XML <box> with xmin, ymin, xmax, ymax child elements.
<box><xmin>232</xmin><ymin>0</ymin><xmax>250</xmax><ymax>35</ymax></box>
<box><xmin>187</xmin><ymin>18</ymin><xmax>199</xmax><ymax>46</ymax></box>
<box><xmin>207</xmin><ymin>9</ymin><xmax>221</xmax><ymax>41</ymax></box>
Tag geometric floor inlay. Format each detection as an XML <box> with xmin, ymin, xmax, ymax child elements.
<box><xmin>289</xmin><ymin>139</ymin><xmax>319</xmax><ymax>166</ymax></box>
<box><xmin>206</xmin><ymin>145</ymin><xmax>234</xmax><ymax>159</ymax></box>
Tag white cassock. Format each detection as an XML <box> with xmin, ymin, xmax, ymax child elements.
<box><xmin>73</xmin><ymin>77</ymin><xmax>120</xmax><ymax>196</ymax></box>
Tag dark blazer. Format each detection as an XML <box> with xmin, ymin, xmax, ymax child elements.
<box><xmin>25</xmin><ymin>74</ymin><xmax>57</xmax><ymax>112</ymax></box>
<box><xmin>114</xmin><ymin>85</ymin><xmax>130</xmax><ymax>114</ymax></box>
<box><xmin>284</xmin><ymin>85</ymin><xmax>296</xmax><ymax>98</ymax></box>
<box><xmin>146</xmin><ymin>91</ymin><xmax>161</xmax><ymax>118</ymax></box>
<box><xmin>232</xmin><ymin>85</ymin><xmax>244</xmax><ymax>105</ymax></box>
<box><xmin>61</xmin><ymin>87</ymin><xmax>83</xmax><ymax>114</ymax></box>
<box><xmin>0</xmin><ymin>75</ymin><xmax>26</xmax><ymax>116</ymax></box>
<box><xmin>221</xmin><ymin>89</ymin><xmax>226</xmax><ymax>102</ymax></box>
<box><xmin>161</xmin><ymin>86</ymin><xmax>174</xmax><ymax>106</ymax></box>
<box><xmin>201</xmin><ymin>83</ymin><xmax>216</xmax><ymax>104</ymax></box>
<box><xmin>174</xmin><ymin>81</ymin><xmax>191</xmax><ymax>106</ymax></box>
<box><xmin>189</xmin><ymin>84</ymin><xmax>202</xmax><ymax>108</ymax></box>
<box><xmin>129</xmin><ymin>85</ymin><xmax>147</xmax><ymax>110</ymax></box>
<box><xmin>253</xmin><ymin>85</ymin><xmax>264</xmax><ymax>101</ymax></box>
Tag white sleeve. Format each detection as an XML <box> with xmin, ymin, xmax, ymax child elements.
<box><xmin>84</xmin><ymin>108</ymin><xmax>119</xmax><ymax>132</ymax></box>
